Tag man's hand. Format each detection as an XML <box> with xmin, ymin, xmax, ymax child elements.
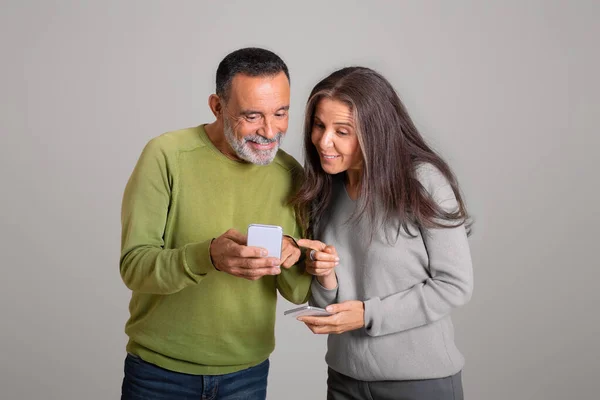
<box><xmin>210</xmin><ymin>229</ymin><xmax>281</xmax><ymax>280</ymax></box>
<box><xmin>297</xmin><ymin>301</ymin><xmax>365</xmax><ymax>334</ymax></box>
<box><xmin>280</xmin><ymin>236</ymin><xmax>301</xmax><ymax>269</ymax></box>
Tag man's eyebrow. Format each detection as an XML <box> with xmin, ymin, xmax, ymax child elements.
<box><xmin>239</xmin><ymin>109</ymin><xmax>263</xmax><ymax>115</ymax></box>
<box><xmin>239</xmin><ymin>106</ymin><xmax>289</xmax><ymax>115</ymax></box>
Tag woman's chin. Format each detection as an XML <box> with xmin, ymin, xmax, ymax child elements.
<box><xmin>320</xmin><ymin>164</ymin><xmax>345</xmax><ymax>175</ymax></box>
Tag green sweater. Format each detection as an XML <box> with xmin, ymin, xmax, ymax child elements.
<box><xmin>120</xmin><ymin>125</ymin><xmax>311</xmax><ymax>375</ymax></box>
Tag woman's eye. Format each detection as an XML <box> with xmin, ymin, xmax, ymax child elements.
<box><xmin>337</xmin><ymin>130</ymin><xmax>348</xmax><ymax>136</ymax></box>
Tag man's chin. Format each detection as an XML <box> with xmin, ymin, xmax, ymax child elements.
<box><xmin>252</xmin><ymin>151</ymin><xmax>278</xmax><ymax>165</ymax></box>
<box><xmin>244</xmin><ymin>149</ymin><xmax>278</xmax><ymax>165</ymax></box>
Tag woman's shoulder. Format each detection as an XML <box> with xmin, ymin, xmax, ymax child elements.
<box><xmin>413</xmin><ymin>162</ymin><xmax>450</xmax><ymax>194</ymax></box>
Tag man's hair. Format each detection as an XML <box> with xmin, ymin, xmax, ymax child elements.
<box><xmin>216</xmin><ymin>47</ymin><xmax>290</xmax><ymax>101</ymax></box>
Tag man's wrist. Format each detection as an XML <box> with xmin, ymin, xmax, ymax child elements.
<box><xmin>209</xmin><ymin>238</ymin><xmax>220</xmax><ymax>271</ymax></box>
<box><xmin>283</xmin><ymin>234</ymin><xmax>300</xmax><ymax>248</ymax></box>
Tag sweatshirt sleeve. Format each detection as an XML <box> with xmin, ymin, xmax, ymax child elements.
<box><xmin>119</xmin><ymin>138</ymin><xmax>213</xmax><ymax>295</ymax></box>
<box><xmin>308</xmin><ymin>276</ymin><xmax>339</xmax><ymax>308</ymax></box>
<box><xmin>363</xmin><ymin>166</ymin><xmax>474</xmax><ymax>337</ymax></box>
<box><xmin>274</xmin><ymin>164</ymin><xmax>313</xmax><ymax>304</ymax></box>
<box><xmin>276</xmin><ymin>260</ymin><xmax>312</xmax><ymax>304</ymax></box>
<box><xmin>275</xmin><ymin>224</ymin><xmax>312</xmax><ymax>304</ymax></box>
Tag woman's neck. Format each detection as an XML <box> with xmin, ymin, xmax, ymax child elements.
<box><xmin>345</xmin><ymin>169</ymin><xmax>362</xmax><ymax>200</ymax></box>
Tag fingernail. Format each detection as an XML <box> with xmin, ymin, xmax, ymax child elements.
<box><xmin>335</xmin><ymin>257</ymin><xmax>340</xmax><ymax>261</ymax></box>
<box><xmin>326</xmin><ymin>306</ymin><xmax>333</xmax><ymax>312</ymax></box>
<box><xmin>335</xmin><ymin>262</ymin><xmax>339</xmax><ymax>266</ymax></box>
<box><xmin>272</xmin><ymin>259</ymin><xmax>281</xmax><ymax>266</ymax></box>
<box><xmin>261</xmin><ymin>250</ymin><xmax>268</xmax><ymax>256</ymax></box>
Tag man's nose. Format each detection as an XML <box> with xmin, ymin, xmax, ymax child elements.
<box><xmin>257</xmin><ymin>118</ymin><xmax>276</xmax><ymax>139</ymax></box>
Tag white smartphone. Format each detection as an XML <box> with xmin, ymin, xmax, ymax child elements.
<box><xmin>247</xmin><ymin>224</ymin><xmax>283</xmax><ymax>260</ymax></box>
<box><xmin>284</xmin><ymin>305</ymin><xmax>332</xmax><ymax>318</ymax></box>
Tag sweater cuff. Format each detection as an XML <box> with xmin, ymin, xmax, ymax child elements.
<box><xmin>309</xmin><ymin>276</ymin><xmax>338</xmax><ymax>308</ymax></box>
<box><xmin>183</xmin><ymin>239</ymin><xmax>215</xmax><ymax>276</ymax></box>
<box><xmin>363</xmin><ymin>296</ymin><xmax>382</xmax><ymax>337</ymax></box>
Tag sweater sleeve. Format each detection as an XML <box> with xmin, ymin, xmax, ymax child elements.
<box><xmin>119</xmin><ymin>138</ymin><xmax>213</xmax><ymax>295</ymax></box>
<box><xmin>275</xmin><ymin>227</ymin><xmax>312</xmax><ymax>304</ymax></box>
<box><xmin>309</xmin><ymin>276</ymin><xmax>339</xmax><ymax>308</ymax></box>
<box><xmin>274</xmin><ymin>165</ymin><xmax>313</xmax><ymax>304</ymax></box>
<box><xmin>276</xmin><ymin>261</ymin><xmax>312</xmax><ymax>304</ymax></box>
<box><xmin>363</xmin><ymin>167</ymin><xmax>474</xmax><ymax>337</ymax></box>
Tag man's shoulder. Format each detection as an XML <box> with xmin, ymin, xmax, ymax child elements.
<box><xmin>145</xmin><ymin>125</ymin><xmax>207</xmax><ymax>155</ymax></box>
<box><xmin>272</xmin><ymin>149</ymin><xmax>302</xmax><ymax>174</ymax></box>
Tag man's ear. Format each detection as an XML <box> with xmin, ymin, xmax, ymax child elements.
<box><xmin>208</xmin><ymin>94</ymin><xmax>223</xmax><ymax>120</ymax></box>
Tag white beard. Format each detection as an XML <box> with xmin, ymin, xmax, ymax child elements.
<box><xmin>223</xmin><ymin>118</ymin><xmax>283</xmax><ymax>165</ymax></box>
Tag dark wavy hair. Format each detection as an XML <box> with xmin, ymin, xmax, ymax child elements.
<box><xmin>292</xmin><ymin>67</ymin><xmax>471</xmax><ymax>240</ymax></box>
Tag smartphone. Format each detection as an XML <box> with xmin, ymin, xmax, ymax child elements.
<box><xmin>247</xmin><ymin>224</ymin><xmax>283</xmax><ymax>260</ymax></box>
<box><xmin>284</xmin><ymin>305</ymin><xmax>332</xmax><ymax>318</ymax></box>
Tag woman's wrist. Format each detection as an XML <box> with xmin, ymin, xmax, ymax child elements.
<box><xmin>317</xmin><ymin>272</ymin><xmax>337</xmax><ymax>290</ymax></box>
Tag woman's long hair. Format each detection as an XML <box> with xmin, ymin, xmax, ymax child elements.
<box><xmin>292</xmin><ymin>67</ymin><xmax>471</xmax><ymax>240</ymax></box>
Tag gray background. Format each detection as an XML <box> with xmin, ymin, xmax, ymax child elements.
<box><xmin>1</xmin><ymin>1</ymin><xmax>598</xmax><ymax>399</ymax></box>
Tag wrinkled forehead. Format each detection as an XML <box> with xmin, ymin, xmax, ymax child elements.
<box><xmin>227</xmin><ymin>72</ymin><xmax>290</xmax><ymax>111</ymax></box>
<box><xmin>314</xmin><ymin>97</ymin><xmax>354</xmax><ymax>125</ymax></box>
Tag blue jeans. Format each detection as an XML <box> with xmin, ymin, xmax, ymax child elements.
<box><xmin>121</xmin><ymin>353</ymin><xmax>270</xmax><ymax>400</ymax></box>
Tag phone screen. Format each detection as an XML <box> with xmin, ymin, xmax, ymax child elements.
<box><xmin>247</xmin><ymin>224</ymin><xmax>283</xmax><ymax>259</ymax></box>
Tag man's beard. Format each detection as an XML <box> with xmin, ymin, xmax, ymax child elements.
<box><xmin>223</xmin><ymin>118</ymin><xmax>283</xmax><ymax>165</ymax></box>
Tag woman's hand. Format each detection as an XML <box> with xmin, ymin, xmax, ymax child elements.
<box><xmin>297</xmin><ymin>301</ymin><xmax>365</xmax><ymax>334</ymax></box>
<box><xmin>297</xmin><ymin>239</ymin><xmax>339</xmax><ymax>289</ymax></box>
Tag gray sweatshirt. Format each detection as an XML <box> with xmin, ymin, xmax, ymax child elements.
<box><xmin>310</xmin><ymin>163</ymin><xmax>473</xmax><ymax>381</ymax></box>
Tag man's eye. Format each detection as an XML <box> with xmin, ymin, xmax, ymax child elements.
<box><xmin>245</xmin><ymin>114</ymin><xmax>259</xmax><ymax>121</ymax></box>
<box><xmin>275</xmin><ymin>112</ymin><xmax>288</xmax><ymax>118</ymax></box>
<box><xmin>314</xmin><ymin>122</ymin><xmax>325</xmax><ymax>129</ymax></box>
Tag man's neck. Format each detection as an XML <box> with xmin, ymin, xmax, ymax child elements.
<box><xmin>204</xmin><ymin>121</ymin><xmax>243</xmax><ymax>162</ymax></box>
